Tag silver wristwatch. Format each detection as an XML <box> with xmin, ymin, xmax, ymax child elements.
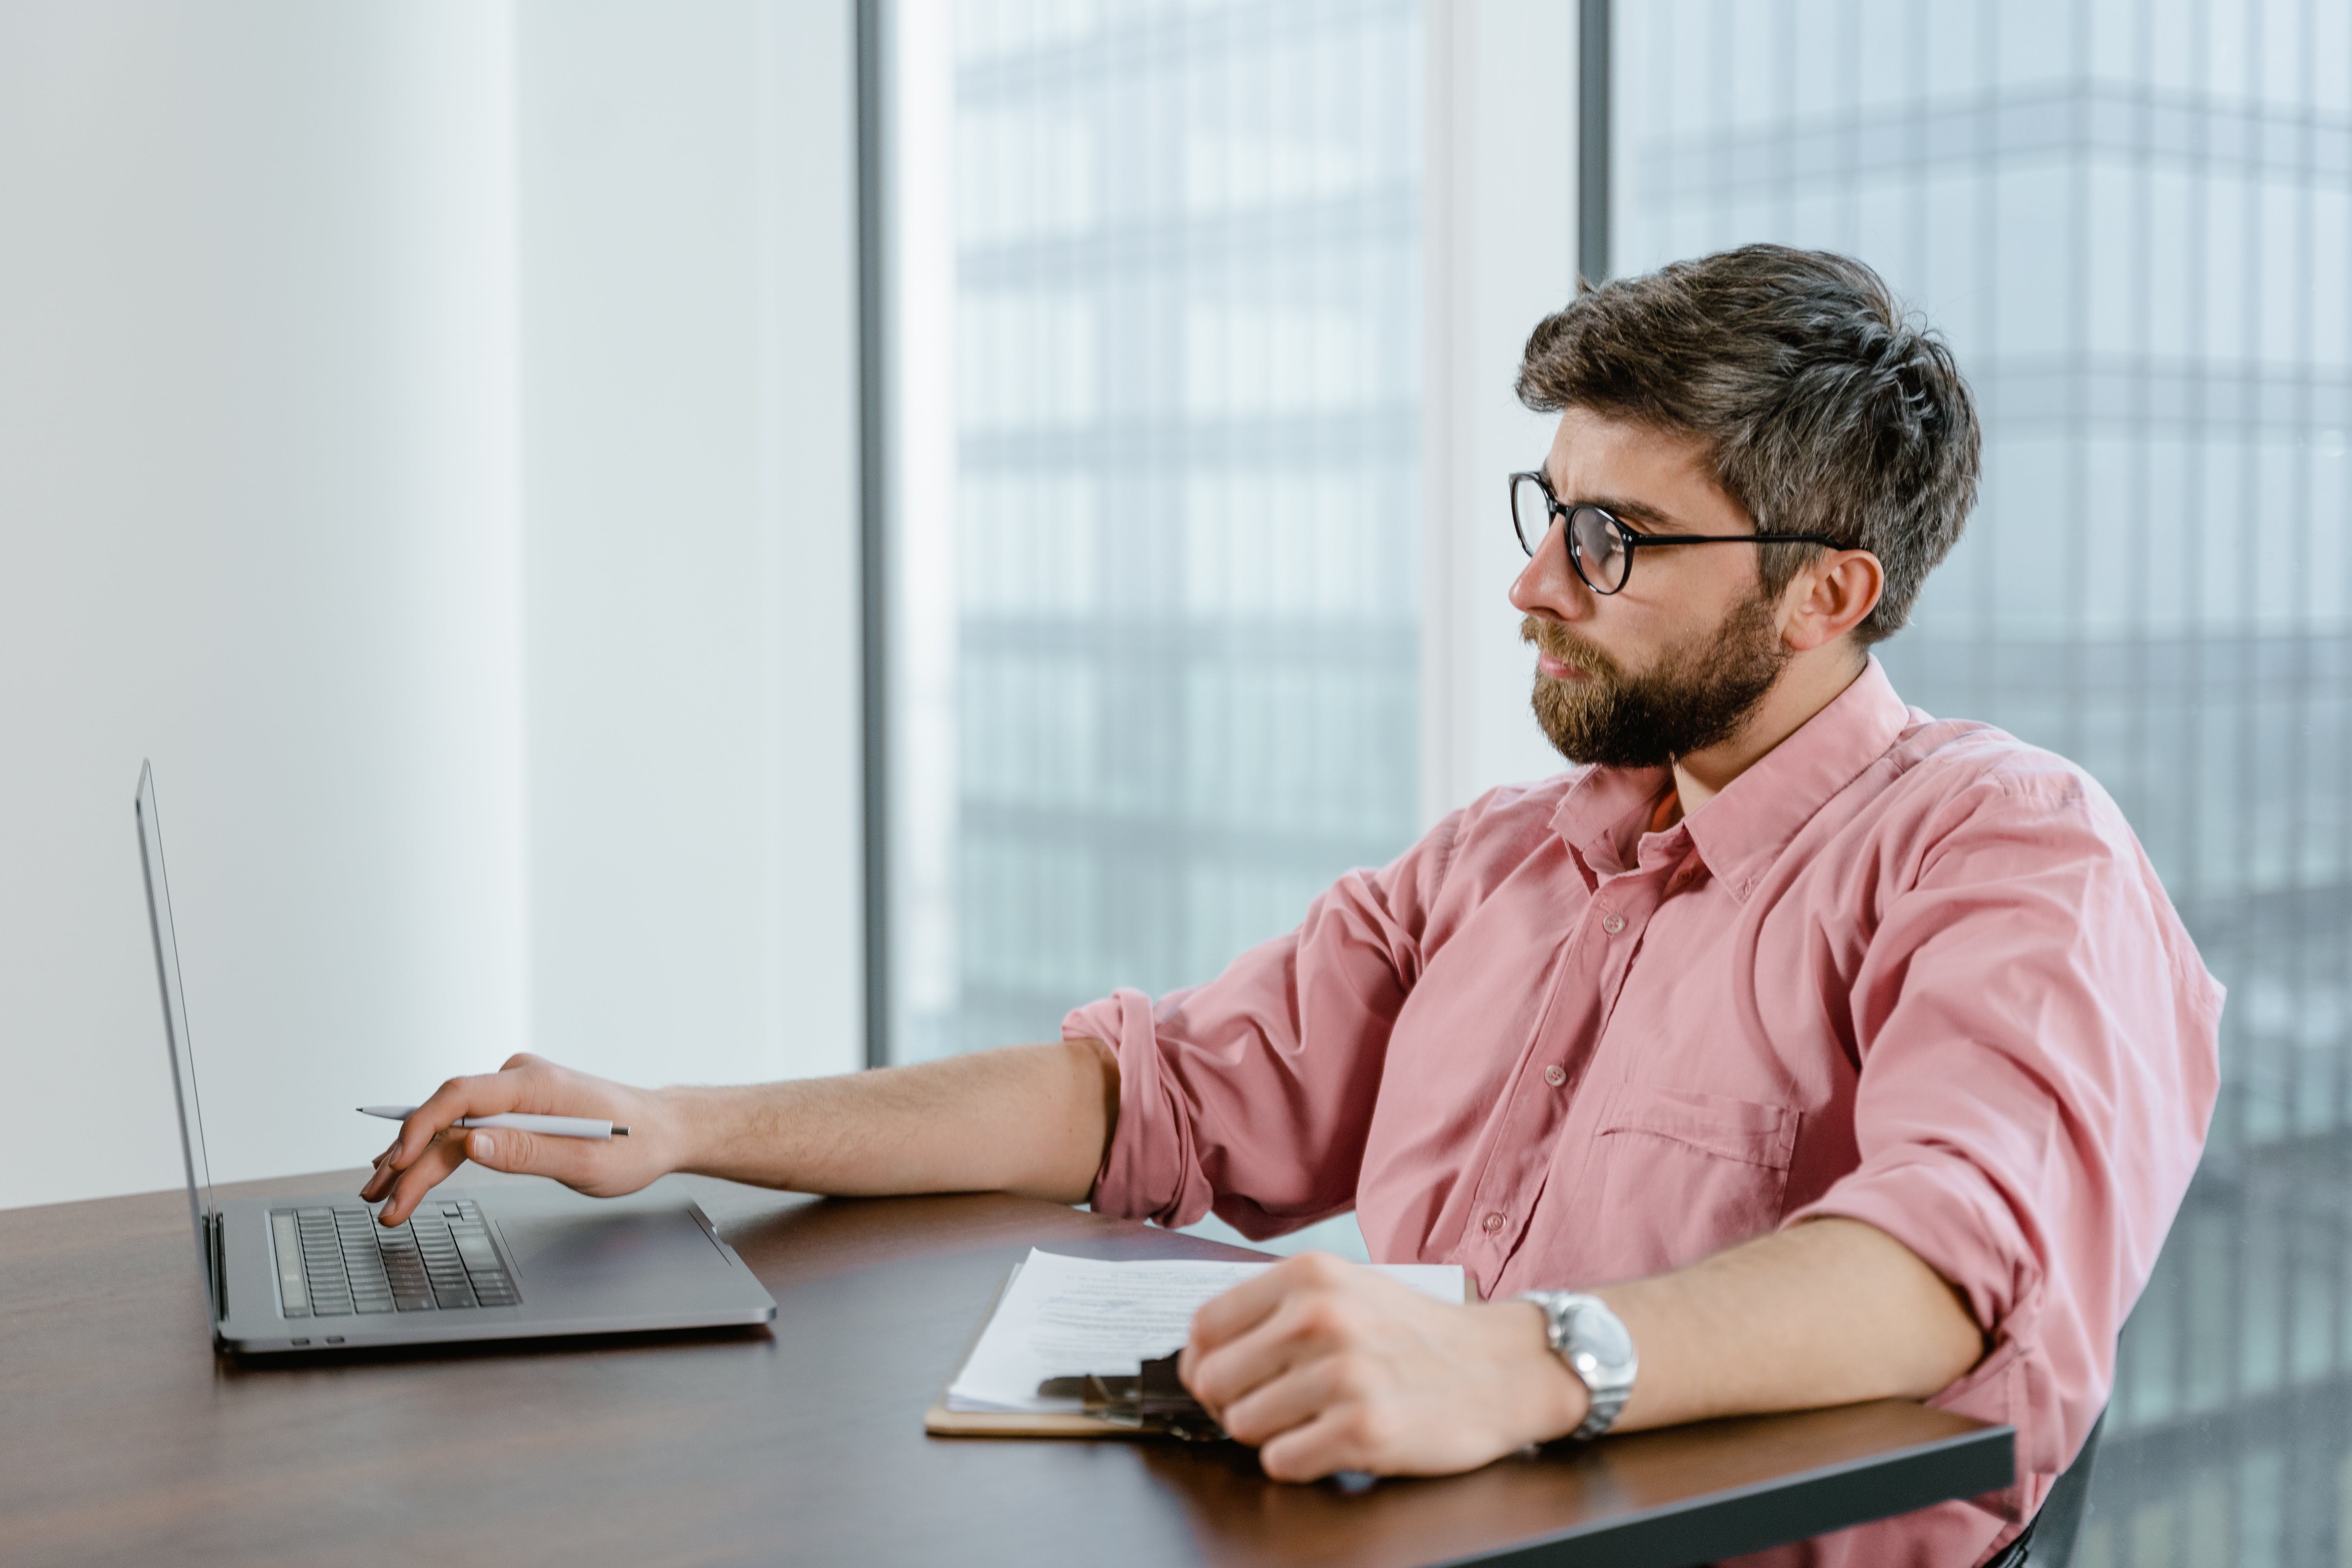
<box><xmin>1516</xmin><ymin>1290</ymin><xmax>1638</xmax><ymax>1440</ymax></box>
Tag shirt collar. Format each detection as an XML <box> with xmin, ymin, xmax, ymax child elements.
<box><xmin>1549</xmin><ymin>656</ymin><xmax>1912</xmax><ymax>899</ymax></box>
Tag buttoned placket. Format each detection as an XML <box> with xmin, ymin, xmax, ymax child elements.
<box><xmin>1460</xmin><ymin>820</ymin><xmax>1707</xmax><ymax>1278</ymax></box>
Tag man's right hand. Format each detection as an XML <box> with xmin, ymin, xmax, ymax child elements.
<box><xmin>360</xmin><ymin>1053</ymin><xmax>681</xmax><ymax>1225</ymax></box>
<box><xmin>356</xmin><ymin>1037</ymin><xmax>1116</xmax><ymax>1221</ymax></box>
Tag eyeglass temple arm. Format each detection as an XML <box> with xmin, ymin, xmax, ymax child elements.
<box><xmin>1623</xmin><ymin>531</ymin><xmax>1849</xmax><ymax>549</ymax></box>
<box><xmin>1510</xmin><ymin>473</ymin><xmax>1848</xmax><ymax>553</ymax></box>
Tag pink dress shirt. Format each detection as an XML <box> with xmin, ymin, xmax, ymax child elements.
<box><xmin>1067</xmin><ymin>658</ymin><xmax>2220</xmax><ymax>1567</ymax></box>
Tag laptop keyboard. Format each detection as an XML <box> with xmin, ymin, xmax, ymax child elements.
<box><xmin>271</xmin><ymin>1200</ymin><xmax>519</xmax><ymax>1318</ymax></box>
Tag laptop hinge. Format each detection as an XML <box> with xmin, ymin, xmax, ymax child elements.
<box><xmin>208</xmin><ymin>1211</ymin><xmax>227</xmax><ymax>1324</ymax></box>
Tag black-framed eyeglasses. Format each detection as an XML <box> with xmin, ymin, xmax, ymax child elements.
<box><xmin>1509</xmin><ymin>470</ymin><xmax>1845</xmax><ymax>596</ymax></box>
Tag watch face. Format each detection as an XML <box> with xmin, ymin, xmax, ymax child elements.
<box><xmin>1570</xmin><ymin>1301</ymin><xmax>1634</xmax><ymax>1369</ymax></box>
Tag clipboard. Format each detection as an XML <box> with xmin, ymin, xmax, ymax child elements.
<box><xmin>923</xmin><ymin>1256</ymin><xmax>1476</xmax><ymax>1439</ymax></box>
<box><xmin>922</xmin><ymin>1262</ymin><xmax>1205</xmax><ymax>1438</ymax></box>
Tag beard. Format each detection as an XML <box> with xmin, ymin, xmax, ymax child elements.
<box><xmin>1524</xmin><ymin>596</ymin><xmax>1791</xmax><ymax>769</ymax></box>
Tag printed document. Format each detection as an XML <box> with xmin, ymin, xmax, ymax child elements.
<box><xmin>945</xmin><ymin>1248</ymin><xmax>1467</xmax><ymax>1414</ymax></box>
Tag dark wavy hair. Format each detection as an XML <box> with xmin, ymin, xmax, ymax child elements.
<box><xmin>1515</xmin><ymin>244</ymin><xmax>1981</xmax><ymax>644</ymax></box>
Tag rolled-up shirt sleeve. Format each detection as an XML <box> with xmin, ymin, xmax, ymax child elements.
<box><xmin>1066</xmin><ymin>811</ymin><xmax>1464</xmax><ymax>1239</ymax></box>
<box><xmin>1784</xmin><ymin>762</ymin><xmax>2222</xmax><ymax>1485</ymax></box>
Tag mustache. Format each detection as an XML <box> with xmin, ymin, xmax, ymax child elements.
<box><xmin>1519</xmin><ymin>616</ymin><xmax>1623</xmax><ymax>681</ymax></box>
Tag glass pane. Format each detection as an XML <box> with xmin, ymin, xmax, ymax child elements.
<box><xmin>884</xmin><ymin>0</ymin><xmax>1424</xmax><ymax>1094</ymax></box>
<box><xmin>1617</xmin><ymin>0</ymin><xmax>2352</xmax><ymax>1558</ymax></box>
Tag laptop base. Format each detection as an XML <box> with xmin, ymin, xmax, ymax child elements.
<box><xmin>212</xmin><ymin>1182</ymin><xmax>776</xmax><ymax>1355</ymax></box>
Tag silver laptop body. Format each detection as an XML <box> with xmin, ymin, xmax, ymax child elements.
<box><xmin>136</xmin><ymin>762</ymin><xmax>777</xmax><ymax>1354</ymax></box>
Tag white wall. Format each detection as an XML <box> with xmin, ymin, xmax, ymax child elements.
<box><xmin>0</xmin><ymin>0</ymin><xmax>862</xmax><ymax>1211</ymax></box>
<box><xmin>1421</xmin><ymin>0</ymin><xmax>1584</xmax><ymax>822</ymax></box>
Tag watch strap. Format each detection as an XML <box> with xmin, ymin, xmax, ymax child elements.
<box><xmin>1569</xmin><ymin>1380</ymin><xmax>1630</xmax><ymax>1441</ymax></box>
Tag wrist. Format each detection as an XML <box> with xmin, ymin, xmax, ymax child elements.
<box><xmin>1500</xmin><ymin>1300</ymin><xmax>1592</xmax><ymax>1445</ymax></box>
<box><xmin>652</xmin><ymin>1085</ymin><xmax>715</xmax><ymax>1175</ymax></box>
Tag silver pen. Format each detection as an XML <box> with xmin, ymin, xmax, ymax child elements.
<box><xmin>357</xmin><ymin>1105</ymin><xmax>629</xmax><ymax>1140</ymax></box>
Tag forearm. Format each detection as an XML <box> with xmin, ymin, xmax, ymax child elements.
<box><xmin>663</xmin><ymin>1037</ymin><xmax>1120</xmax><ymax>1203</ymax></box>
<box><xmin>1179</xmin><ymin>1215</ymin><xmax>1988</xmax><ymax>1483</ymax></box>
<box><xmin>1593</xmin><ymin>1216</ymin><xmax>1987</xmax><ymax>1433</ymax></box>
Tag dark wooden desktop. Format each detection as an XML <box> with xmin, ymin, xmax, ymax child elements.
<box><xmin>0</xmin><ymin>1168</ymin><xmax>2011</xmax><ymax>1568</ymax></box>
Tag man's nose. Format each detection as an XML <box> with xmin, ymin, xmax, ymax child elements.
<box><xmin>1509</xmin><ymin>517</ymin><xmax>1593</xmax><ymax>621</ymax></box>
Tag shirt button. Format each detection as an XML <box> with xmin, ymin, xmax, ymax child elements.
<box><xmin>1543</xmin><ymin>1064</ymin><xmax>1567</xmax><ymax>1087</ymax></box>
<box><xmin>1602</xmin><ymin>912</ymin><xmax>1626</xmax><ymax>935</ymax></box>
<box><xmin>1482</xmin><ymin>1212</ymin><xmax>1506</xmax><ymax>1233</ymax></box>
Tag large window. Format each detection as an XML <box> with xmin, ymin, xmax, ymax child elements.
<box><xmin>880</xmin><ymin>2</ymin><xmax>2352</xmax><ymax>1550</ymax></box>
<box><xmin>1616</xmin><ymin>1</ymin><xmax>2352</xmax><ymax>1559</ymax></box>
<box><xmin>882</xmin><ymin>0</ymin><xmax>1425</xmax><ymax>1068</ymax></box>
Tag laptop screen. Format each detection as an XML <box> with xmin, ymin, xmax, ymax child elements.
<box><xmin>135</xmin><ymin>762</ymin><xmax>219</xmax><ymax>1317</ymax></box>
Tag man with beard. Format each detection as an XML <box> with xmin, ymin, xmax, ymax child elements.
<box><xmin>367</xmin><ymin>246</ymin><xmax>2219</xmax><ymax>1566</ymax></box>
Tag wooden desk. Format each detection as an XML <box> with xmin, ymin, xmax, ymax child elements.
<box><xmin>1</xmin><ymin>1170</ymin><xmax>2011</xmax><ymax>1568</ymax></box>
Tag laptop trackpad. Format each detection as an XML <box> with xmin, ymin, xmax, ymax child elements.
<box><xmin>497</xmin><ymin>1208</ymin><xmax>729</xmax><ymax>1286</ymax></box>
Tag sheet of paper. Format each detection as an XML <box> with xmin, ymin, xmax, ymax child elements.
<box><xmin>944</xmin><ymin>1248</ymin><xmax>1466</xmax><ymax>1413</ymax></box>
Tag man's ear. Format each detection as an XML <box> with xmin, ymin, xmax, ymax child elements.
<box><xmin>1779</xmin><ymin>549</ymin><xmax>1884</xmax><ymax>653</ymax></box>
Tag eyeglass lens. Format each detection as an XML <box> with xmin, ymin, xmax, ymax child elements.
<box><xmin>1569</xmin><ymin>506</ymin><xmax>1629</xmax><ymax>592</ymax></box>
<box><xmin>1512</xmin><ymin>477</ymin><xmax>1632</xmax><ymax>594</ymax></box>
<box><xmin>1510</xmin><ymin>475</ymin><xmax>1550</xmax><ymax>557</ymax></box>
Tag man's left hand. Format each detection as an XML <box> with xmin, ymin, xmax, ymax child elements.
<box><xmin>1179</xmin><ymin>1252</ymin><xmax>1588</xmax><ymax>1482</ymax></box>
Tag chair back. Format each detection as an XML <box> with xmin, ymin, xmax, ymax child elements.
<box><xmin>1986</xmin><ymin>1409</ymin><xmax>2106</xmax><ymax>1568</ymax></box>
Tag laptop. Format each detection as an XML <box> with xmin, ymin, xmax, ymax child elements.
<box><xmin>135</xmin><ymin>761</ymin><xmax>778</xmax><ymax>1353</ymax></box>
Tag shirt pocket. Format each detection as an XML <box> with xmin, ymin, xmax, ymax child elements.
<box><xmin>1583</xmin><ymin>1084</ymin><xmax>1801</xmax><ymax>1278</ymax></box>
